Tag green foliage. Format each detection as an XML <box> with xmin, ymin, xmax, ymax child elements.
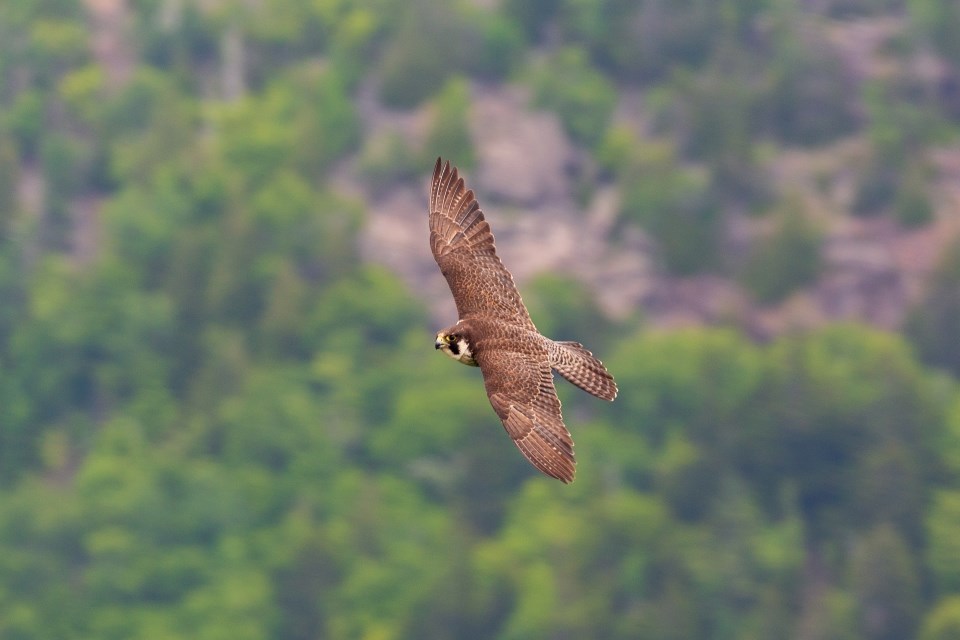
<box><xmin>605</xmin><ymin>328</ymin><xmax>764</xmax><ymax>455</ymax></box>
<box><xmin>468</xmin><ymin>9</ymin><xmax>525</xmax><ymax>80</ymax></box>
<box><xmin>659</xmin><ymin>55</ymin><xmax>772</xmax><ymax>207</ymax></box>
<box><xmin>5</xmin><ymin>91</ymin><xmax>45</xmax><ymax>155</ymax></box>
<box><xmin>26</xmin><ymin>19</ymin><xmax>90</xmax><ymax>86</ymax></box>
<box><xmin>909</xmin><ymin>0</ymin><xmax>960</xmax><ymax>67</ymax></box>
<box><xmin>357</xmin><ymin>131</ymin><xmax>420</xmax><ymax>195</ymax></box>
<box><xmin>138</xmin><ymin>0</ymin><xmax>219</xmax><ymax>74</ymax></box>
<box><xmin>920</xmin><ymin>596</ymin><xmax>960</xmax><ymax>640</ymax></box>
<box><xmin>894</xmin><ymin>161</ymin><xmax>935</xmax><ymax>227</ymax></box>
<box><xmin>764</xmin><ymin>27</ymin><xmax>860</xmax><ymax>145</ymax></box>
<box><xmin>423</xmin><ymin>76</ymin><xmax>475</xmax><ymax>170</ymax></box>
<box><xmin>750</xmin><ymin>326</ymin><xmax>946</xmax><ymax>539</ymax></box>
<box><xmin>0</xmin><ymin>133</ymin><xmax>20</xmax><ymax>229</ymax></box>
<box><xmin>852</xmin><ymin>158</ymin><xmax>899</xmax><ymax>217</ymax></box>
<box><xmin>557</xmin><ymin>0</ymin><xmax>736</xmax><ymax>82</ymax></box>
<box><xmin>3</xmin><ymin>2</ymin><xmax>960</xmax><ymax>639</ymax></box>
<box><xmin>602</xmin><ymin>130</ymin><xmax>719</xmax><ymax>274</ymax></box>
<box><xmin>377</xmin><ymin>0</ymin><xmax>475</xmax><ymax>108</ymax></box>
<box><xmin>853</xmin><ymin>77</ymin><xmax>943</xmax><ymax>216</ymax></box>
<box><xmin>926</xmin><ymin>490</ymin><xmax>960</xmax><ymax>593</ymax></box>
<box><xmin>502</xmin><ymin>0</ymin><xmax>560</xmax><ymax>40</ymax></box>
<box><xmin>741</xmin><ymin>197</ymin><xmax>824</xmax><ymax>304</ymax></box>
<box><xmin>605</xmin><ymin>324</ymin><xmax>952</xmax><ymax>539</ymax></box>
<box><xmin>850</xmin><ymin>524</ymin><xmax>922</xmax><ymax>640</ymax></box>
<box><xmin>2</xmin><ymin>303</ymin><xmax>959</xmax><ymax>638</ymax></box>
<box><xmin>906</xmin><ymin>239</ymin><xmax>960</xmax><ymax>376</ymax></box>
<box><xmin>528</xmin><ymin>46</ymin><xmax>616</xmax><ymax>148</ymax></box>
<box><xmin>826</xmin><ymin>0</ymin><xmax>903</xmax><ymax>17</ymax></box>
<box><xmin>523</xmin><ymin>274</ymin><xmax>616</xmax><ymax>348</ymax></box>
<box><xmin>307</xmin><ymin>265</ymin><xmax>426</xmax><ymax>356</ymax></box>
<box><xmin>107</xmin><ymin>74</ymin><xmax>199</xmax><ymax>185</ymax></box>
<box><xmin>39</xmin><ymin>132</ymin><xmax>85</xmax><ymax>205</ymax></box>
<box><xmin>214</xmin><ymin>65</ymin><xmax>360</xmax><ymax>185</ymax></box>
<box><xmin>286</xmin><ymin>66</ymin><xmax>362</xmax><ymax>176</ymax></box>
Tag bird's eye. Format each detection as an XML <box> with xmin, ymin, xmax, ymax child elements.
<box><xmin>447</xmin><ymin>334</ymin><xmax>456</xmax><ymax>343</ymax></box>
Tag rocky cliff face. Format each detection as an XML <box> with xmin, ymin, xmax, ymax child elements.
<box><xmin>355</xmin><ymin>19</ymin><xmax>960</xmax><ymax>338</ymax></box>
<box><xmin>356</xmin><ymin>92</ymin><xmax>959</xmax><ymax>336</ymax></box>
<box><xmin>78</xmin><ymin>1</ymin><xmax>960</xmax><ymax>336</ymax></box>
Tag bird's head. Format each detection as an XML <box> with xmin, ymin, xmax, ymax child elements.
<box><xmin>435</xmin><ymin>328</ymin><xmax>477</xmax><ymax>366</ymax></box>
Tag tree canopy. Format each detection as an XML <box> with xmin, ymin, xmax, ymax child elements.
<box><xmin>2</xmin><ymin>0</ymin><xmax>960</xmax><ymax>638</ymax></box>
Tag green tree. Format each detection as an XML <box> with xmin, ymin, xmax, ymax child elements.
<box><xmin>906</xmin><ymin>239</ymin><xmax>960</xmax><ymax>376</ymax></box>
<box><xmin>741</xmin><ymin>197</ymin><xmax>824</xmax><ymax>304</ymax></box>
<box><xmin>524</xmin><ymin>274</ymin><xmax>616</xmax><ymax>350</ymax></box>
<box><xmin>663</xmin><ymin>51</ymin><xmax>771</xmax><ymax>207</ymax></box>
<box><xmin>528</xmin><ymin>46</ymin><xmax>616</xmax><ymax>148</ymax></box>
<box><xmin>920</xmin><ymin>597</ymin><xmax>960</xmax><ymax>640</ymax></box>
<box><xmin>423</xmin><ymin>76</ymin><xmax>475</xmax><ymax>170</ymax></box>
<box><xmin>601</xmin><ymin>130</ymin><xmax>720</xmax><ymax>274</ymax></box>
<box><xmin>502</xmin><ymin>0</ymin><xmax>560</xmax><ymax>40</ymax></box>
<box><xmin>0</xmin><ymin>133</ymin><xmax>20</xmax><ymax>231</ymax></box>
<box><xmin>475</xmin><ymin>481</ymin><xmax>671</xmax><ymax>639</ymax></box>
<box><xmin>853</xmin><ymin>78</ymin><xmax>941</xmax><ymax>216</ymax></box>
<box><xmin>763</xmin><ymin>11</ymin><xmax>860</xmax><ymax>145</ymax></box>
<box><xmin>377</xmin><ymin>0</ymin><xmax>477</xmax><ymax>108</ymax></box>
<box><xmin>557</xmin><ymin>0</ymin><xmax>741</xmax><ymax>82</ymax></box>
<box><xmin>743</xmin><ymin>326</ymin><xmax>947</xmax><ymax>539</ymax></box>
<box><xmin>926</xmin><ymin>490</ymin><xmax>960</xmax><ymax>593</ymax></box>
<box><xmin>910</xmin><ymin>0</ymin><xmax>960</xmax><ymax>67</ymax></box>
<box><xmin>849</xmin><ymin>524</ymin><xmax>922</xmax><ymax>640</ymax></box>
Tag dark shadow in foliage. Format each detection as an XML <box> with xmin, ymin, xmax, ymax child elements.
<box><xmin>660</xmin><ymin>52</ymin><xmax>772</xmax><ymax>209</ymax></box>
<box><xmin>273</xmin><ymin>532</ymin><xmax>344</xmax><ymax>640</ymax></box>
<box><xmin>763</xmin><ymin>16</ymin><xmax>861</xmax><ymax>146</ymax></box>
<box><xmin>739</xmin><ymin>327</ymin><xmax>946</xmax><ymax>543</ymax></box>
<box><xmin>523</xmin><ymin>273</ymin><xmax>617</xmax><ymax>353</ymax></box>
<box><xmin>919</xmin><ymin>596</ymin><xmax>960</xmax><ymax>640</ymax></box>
<box><xmin>0</xmin><ymin>134</ymin><xmax>20</xmax><ymax>231</ymax></box>
<box><xmin>906</xmin><ymin>239</ymin><xmax>960</xmax><ymax>377</ymax></box>
<box><xmin>555</xmin><ymin>0</ymin><xmax>751</xmax><ymax>83</ymax></box>
<box><xmin>528</xmin><ymin>46</ymin><xmax>617</xmax><ymax>149</ymax></box>
<box><xmin>501</xmin><ymin>0</ymin><xmax>561</xmax><ymax>41</ymax></box>
<box><xmin>419</xmin><ymin>76</ymin><xmax>476</xmax><ymax>174</ymax></box>
<box><xmin>850</xmin><ymin>524</ymin><xmax>923</xmax><ymax>640</ymax></box>
<box><xmin>740</xmin><ymin>197</ymin><xmax>824</xmax><ymax>305</ymax></box>
<box><xmin>601</xmin><ymin>132</ymin><xmax>722</xmax><ymax>275</ymax></box>
<box><xmin>378</xmin><ymin>0</ymin><xmax>522</xmax><ymax>108</ymax></box>
<box><xmin>853</xmin><ymin>77</ymin><xmax>941</xmax><ymax>219</ymax></box>
<box><xmin>138</xmin><ymin>2</ymin><xmax>219</xmax><ymax>75</ymax></box>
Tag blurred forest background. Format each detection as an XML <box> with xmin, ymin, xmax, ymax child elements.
<box><xmin>3</xmin><ymin>0</ymin><xmax>960</xmax><ymax>638</ymax></box>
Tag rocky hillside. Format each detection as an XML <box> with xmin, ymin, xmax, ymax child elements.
<box><xmin>48</xmin><ymin>0</ymin><xmax>960</xmax><ymax>339</ymax></box>
<box><xmin>349</xmin><ymin>14</ymin><xmax>960</xmax><ymax>338</ymax></box>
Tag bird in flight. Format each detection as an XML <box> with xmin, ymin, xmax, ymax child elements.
<box><xmin>429</xmin><ymin>158</ymin><xmax>617</xmax><ymax>483</ymax></box>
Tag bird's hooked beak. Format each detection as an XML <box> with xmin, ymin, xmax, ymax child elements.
<box><xmin>435</xmin><ymin>338</ymin><xmax>443</xmax><ymax>350</ymax></box>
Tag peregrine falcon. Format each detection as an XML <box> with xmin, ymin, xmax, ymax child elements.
<box><xmin>429</xmin><ymin>158</ymin><xmax>617</xmax><ymax>483</ymax></box>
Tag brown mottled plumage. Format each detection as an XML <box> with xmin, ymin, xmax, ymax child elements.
<box><xmin>430</xmin><ymin>158</ymin><xmax>617</xmax><ymax>483</ymax></box>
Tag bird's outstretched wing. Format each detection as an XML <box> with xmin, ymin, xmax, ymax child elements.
<box><xmin>429</xmin><ymin>158</ymin><xmax>535</xmax><ymax>330</ymax></box>
<box><xmin>477</xmin><ymin>348</ymin><xmax>576</xmax><ymax>483</ymax></box>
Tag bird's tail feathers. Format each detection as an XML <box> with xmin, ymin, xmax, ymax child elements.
<box><xmin>549</xmin><ymin>341</ymin><xmax>618</xmax><ymax>401</ymax></box>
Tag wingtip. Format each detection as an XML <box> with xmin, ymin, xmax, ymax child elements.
<box><xmin>434</xmin><ymin>157</ymin><xmax>456</xmax><ymax>176</ymax></box>
<box><xmin>605</xmin><ymin>382</ymin><xmax>619</xmax><ymax>401</ymax></box>
<box><xmin>431</xmin><ymin>157</ymin><xmax>458</xmax><ymax>194</ymax></box>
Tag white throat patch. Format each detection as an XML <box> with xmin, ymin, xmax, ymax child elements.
<box><xmin>437</xmin><ymin>333</ymin><xmax>477</xmax><ymax>367</ymax></box>
<box><xmin>452</xmin><ymin>337</ymin><xmax>475</xmax><ymax>366</ymax></box>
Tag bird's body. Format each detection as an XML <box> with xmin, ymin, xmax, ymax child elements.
<box><xmin>429</xmin><ymin>158</ymin><xmax>616</xmax><ymax>483</ymax></box>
